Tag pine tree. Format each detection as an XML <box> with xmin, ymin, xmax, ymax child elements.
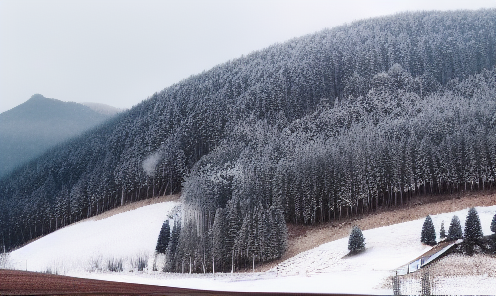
<box><xmin>164</xmin><ymin>220</ymin><xmax>181</xmax><ymax>272</ymax></box>
<box><xmin>439</xmin><ymin>220</ymin><xmax>446</xmax><ymax>240</ymax></box>
<box><xmin>348</xmin><ymin>226</ymin><xmax>365</xmax><ymax>254</ymax></box>
<box><xmin>447</xmin><ymin>215</ymin><xmax>463</xmax><ymax>241</ymax></box>
<box><xmin>421</xmin><ymin>215</ymin><xmax>436</xmax><ymax>246</ymax></box>
<box><xmin>491</xmin><ymin>213</ymin><xmax>496</xmax><ymax>234</ymax></box>
<box><xmin>155</xmin><ymin>220</ymin><xmax>171</xmax><ymax>254</ymax></box>
<box><xmin>464</xmin><ymin>207</ymin><xmax>483</xmax><ymax>243</ymax></box>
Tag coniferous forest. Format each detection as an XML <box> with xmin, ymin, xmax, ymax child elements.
<box><xmin>1</xmin><ymin>10</ymin><xmax>496</xmax><ymax>272</ymax></box>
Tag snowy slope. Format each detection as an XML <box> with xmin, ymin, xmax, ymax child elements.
<box><xmin>8</xmin><ymin>201</ymin><xmax>178</xmax><ymax>273</ymax></box>
<box><xmin>6</xmin><ymin>203</ymin><xmax>496</xmax><ymax>294</ymax></box>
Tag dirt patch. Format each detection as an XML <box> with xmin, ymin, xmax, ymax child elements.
<box><xmin>92</xmin><ymin>194</ymin><xmax>180</xmax><ymax>221</ymax></box>
<box><xmin>0</xmin><ymin>269</ymin><xmax>282</xmax><ymax>295</ymax></box>
<box><xmin>258</xmin><ymin>189</ymin><xmax>496</xmax><ymax>272</ymax></box>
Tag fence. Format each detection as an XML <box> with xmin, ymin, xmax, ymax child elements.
<box><xmin>393</xmin><ymin>267</ymin><xmax>437</xmax><ymax>295</ymax></box>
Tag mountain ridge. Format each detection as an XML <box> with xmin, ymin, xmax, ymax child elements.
<box><xmin>0</xmin><ymin>94</ymin><xmax>116</xmax><ymax>178</ymax></box>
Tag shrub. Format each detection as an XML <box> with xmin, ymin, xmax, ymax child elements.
<box><xmin>131</xmin><ymin>255</ymin><xmax>148</xmax><ymax>272</ymax></box>
<box><xmin>348</xmin><ymin>226</ymin><xmax>365</xmax><ymax>254</ymax></box>
<box><xmin>107</xmin><ymin>258</ymin><xmax>123</xmax><ymax>272</ymax></box>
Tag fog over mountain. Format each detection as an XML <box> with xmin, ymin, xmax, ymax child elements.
<box><xmin>0</xmin><ymin>94</ymin><xmax>117</xmax><ymax>178</ymax></box>
<box><xmin>80</xmin><ymin>102</ymin><xmax>125</xmax><ymax>116</ymax></box>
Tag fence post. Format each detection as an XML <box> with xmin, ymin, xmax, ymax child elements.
<box><xmin>421</xmin><ymin>269</ymin><xmax>430</xmax><ymax>296</ymax></box>
<box><xmin>393</xmin><ymin>271</ymin><xmax>401</xmax><ymax>295</ymax></box>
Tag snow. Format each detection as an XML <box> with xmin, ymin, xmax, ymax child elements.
<box><xmin>9</xmin><ymin>201</ymin><xmax>178</xmax><ymax>273</ymax></box>
<box><xmin>7</xmin><ymin>203</ymin><xmax>496</xmax><ymax>294</ymax></box>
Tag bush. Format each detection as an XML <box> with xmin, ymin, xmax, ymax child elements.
<box><xmin>131</xmin><ymin>255</ymin><xmax>148</xmax><ymax>272</ymax></box>
<box><xmin>447</xmin><ymin>215</ymin><xmax>463</xmax><ymax>241</ymax></box>
<box><xmin>348</xmin><ymin>226</ymin><xmax>365</xmax><ymax>254</ymax></box>
<box><xmin>107</xmin><ymin>258</ymin><xmax>123</xmax><ymax>272</ymax></box>
<box><xmin>421</xmin><ymin>215</ymin><xmax>436</xmax><ymax>246</ymax></box>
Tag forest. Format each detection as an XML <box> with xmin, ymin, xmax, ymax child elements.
<box><xmin>0</xmin><ymin>10</ymin><xmax>495</xmax><ymax>272</ymax></box>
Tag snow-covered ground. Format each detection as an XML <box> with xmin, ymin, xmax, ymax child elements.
<box><xmin>5</xmin><ymin>202</ymin><xmax>496</xmax><ymax>294</ymax></box>
<box><xmin>8</xmin><ymin>201</ymin><xmax>178</xmax><ymax>273</ymax></box>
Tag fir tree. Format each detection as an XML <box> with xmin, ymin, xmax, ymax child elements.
<box><xmin>421</xmin><ymin>215</ymin><xmax>436</xmax><ymax>246</ymax></box>
<box><xmin>464</xmin><ymin>207</ymin><xmax>483</xmax><ymax>243</ymax></box>
<box><xmin>155</xmin><ymin>220</ymin><xmax>171</xmax><ymax>254</ymax></box>
<box><xmin>439</xmin><ymin>220</ymin><xmax>446</xmax><ymax>240</ymax></box>
<box><xmin>348</xmin><ymin>226</ymin><xmax>365</xmax><ymax>254</ymax></box>
<box><xmin>447</xmin><ymin>215</ymin><xmax>463</xmax><ymax>241</ymax></box>
<box><xmin>164</xmin><ymin>221</ymin><xmax>181</xmax><ymax>272</ymax></box>
<box><xmin>491</xmin><ymin>213</ymin><xmax>496</xmax><ymax>234</ymax></box>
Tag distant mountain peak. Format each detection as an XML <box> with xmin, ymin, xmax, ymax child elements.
<box><xmin>0</xmin><ymin>94</ymin><xmax>116</xmax><ymax>178</ymax></box>
<box><xmin>29</xmin><ymin>93</ymin><xmax>46</xmax><ymax>99</ymax></box>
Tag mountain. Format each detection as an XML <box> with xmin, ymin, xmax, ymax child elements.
<box><xmin>0</xmin><ymin>10</ymin><xmax>495</xmax><ymax>272</ymax></box>
<box><xmin>0</xmin><ymin>94</ymin><xmax>115</xmax><ymax>178</ymax></box>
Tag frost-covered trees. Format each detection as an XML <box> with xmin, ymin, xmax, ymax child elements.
<box><xmin>155</xmin><ymin>220</ymin><xmax>171</xmax><ymax>254</ymax></box>
<box><xmin>348</xmin><ymin>226</ymin><xmax>365</xmax><ymax>254</ymax></box>
<box><xmin>0</xmin><ymin>10</ymin><xmax>496</xmax><ymax>263</ymax></box>
<box><xmin>421</xmin><ymin>215</ymin><xmax>436</xmax><ymax>246</ymax></box>
<box><xmin>440</xmin><ymin>221</ymin><xmax>446</xmax><ymax>240</ymax></box>
<box><xmin>464</xmin><ymin>207</ymin><xmax>483</xmax><ymax>243</ymax></box>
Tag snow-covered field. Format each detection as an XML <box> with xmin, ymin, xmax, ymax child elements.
<box><xmin>8</xmin><ymin>201</ymin><xmax>178</xmax><ymax>273</ymax></box>
<box><xmin>5</xmin><ymin>202</ymin><xmax>496</xmax><ymax>294</ymax></box>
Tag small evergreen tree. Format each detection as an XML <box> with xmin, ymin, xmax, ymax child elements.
<box><xmin>421</xmin><ymin>215</ymin><xmax>436</xmax><ymax>246</ymax></box>
<box><xmin>491</xmin><ymin>213</ymin><xmax>496</xmax><ymax>234</ymax></box>
<box><xmin>155</xmin><ymin>220</ymin><xmax>171</xmax><ymax>254</ymax></box>
<box><xmin>447</xmin><ymin>215</ymin><xmax>463</xmax><ymax>241</ymax></box>
<box><xmin>348</xmin><ymin>226</ymin><xmax>365</xmax><ymax>254</ymax></box>
<box><xmin>464</xmin><ymin>207</ymin><xmax>483</xmax><ymax>243</ymax></box>
<box><xmin>439</xmin><ymin>220</ymin><xmax>446</xmax><ymax>240</ymax></box>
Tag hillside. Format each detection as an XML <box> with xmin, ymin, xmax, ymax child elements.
<box><xmin>3</xmin><ymin>192</ymin><xmax>495</xmax><ymax>294</ymax></box>
<box><xmin>0</xmin><ymin>9</ymin><xmax>495</xmax><ymax>271</ymax></box>
<box><xmin>268</xmin><ymin>189</ymin><xmax>496</xmax><ymax>271</ymax></box>
<box><xmin>6</xmin><ymin>199</ymin><xmax>178</xmax><ymax>273</ymax></box>
<box><xmin>0</xmin><ymin>94</ymin><xmax>116</xmax><ymax>178</ymax></box>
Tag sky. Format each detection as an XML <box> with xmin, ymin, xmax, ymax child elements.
<box><xmin>1</xmin><ymin>0</ymin><xmax>495</xmax><ymax>113</ymax></box>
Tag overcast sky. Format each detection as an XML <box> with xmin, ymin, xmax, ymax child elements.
<box><xmin>1</xmin><ymin>0</ymin><xmax>495</xmax><ymax>113</ymax></box>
